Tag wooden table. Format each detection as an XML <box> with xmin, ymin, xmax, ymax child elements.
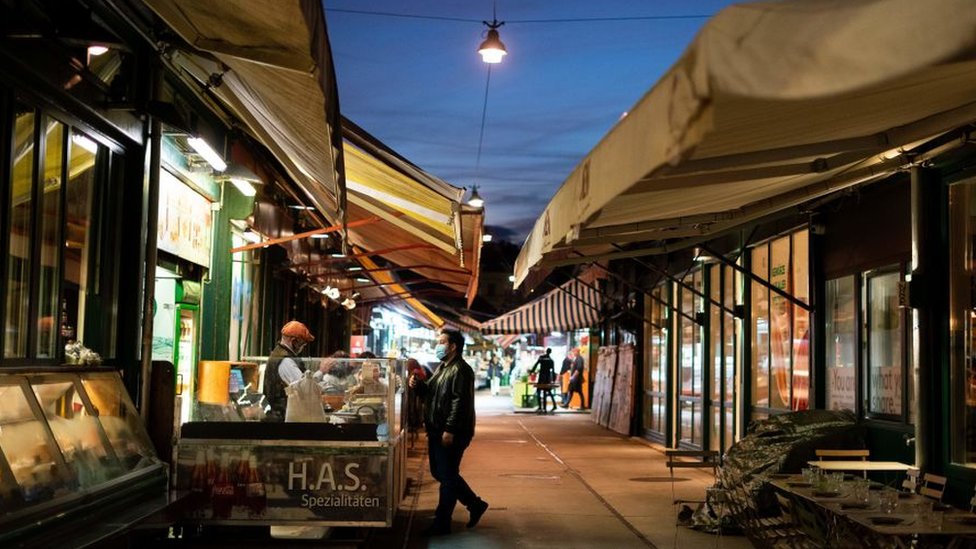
<box><xmin>807</xmin><ymin>460</ymin><xmax>915</xmax><ymax>472</ymax></box>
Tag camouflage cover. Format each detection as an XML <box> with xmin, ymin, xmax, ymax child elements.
<box><xmin>688</xmin><ymin>409</ymin><xmax>865</xmax><ymax>533</ymax></box>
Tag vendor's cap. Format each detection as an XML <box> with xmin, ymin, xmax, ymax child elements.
<box><xmin>281</xmin><ymin>320</ymin><xmax>314</xmax><ymax>342</ymax></box>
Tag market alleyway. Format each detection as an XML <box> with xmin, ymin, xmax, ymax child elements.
<box><xmin>367</xmin><ymin>389</ymin><xmax>752</xmax><ymax>549</ymax></box>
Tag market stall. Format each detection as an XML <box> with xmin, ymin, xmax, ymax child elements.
<box><xmin>173</xmin><ymin>358</ymin><xmax>407</xmax><ymax>528</ymax></box>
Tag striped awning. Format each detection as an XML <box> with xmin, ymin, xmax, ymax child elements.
<box><xmin>491</xmin><ymin>334</ymin><xmax>522</xmax><ymax>349</ymax></box>
<box><xmin>480</xmin><ymin>278</ymin><xmax>601</xmax><ymax>335</ymax></box>
<box><xmin>441</xmin><ymin>314</ymin><xmax>484</xmax><ymax>333</ymax></box>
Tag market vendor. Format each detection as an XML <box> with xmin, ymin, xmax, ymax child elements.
<box><xmin>262</xmin><ymin>320</ymin><xmax>315</xmax><ymax>422</ymax></box>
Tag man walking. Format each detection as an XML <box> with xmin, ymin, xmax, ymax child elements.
<box><xmin>409</xmin><ymin>329</ymin><xmax>489</xmax><ymax>536</ymax></box>
<box><xmin>561</xmin><ymin>348</ymin><xmax>587</xmax><ymax>409</ymax></box>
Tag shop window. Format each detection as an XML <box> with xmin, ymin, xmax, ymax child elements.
<box><xmin>750</xmin><ymin>229</ymin><xmax>810</xmax><ymax>416</ymax></box>
<box><xmin>709</xmin><ymin>264</ymin><xmax>740</xmax><ymax>452</ymax></box>
<box><xmin>864</xmin><ymin>269</ymin><xmax>904</xmax><ymax>417</ymax></box>
<box><xmin>2</xmin><ymin>103</ymin><xmax>108</xmax><ymax>363</ymax></box>
<box><xmin>230</xmin><ymin>232</ymin><xmax>255</xmax><ymax>360</ymax></box>
<box><xmin>676</xmin><ymin>271</ymin><xmax>703</xmax><ymax>447</ymax></box>
<box><xmin>36</xmin><ymin>121</ymin><xmax>65</xmax><ymax>358</ymax></box>
<box><xmin>825</xmin><ymin>276</ymin><xmax>857</xmax><ymax>411</ymax></box>
<box><xmin>949</xmin><ymin>181</ymin><xmax>976</xmax><ymax>464</ymax></box>
<box><xmin>6</xmin><ymin>104</ymin><xmax>35</xmax><ymax>357</ymax></box>
<box><xmin>62</xmin><ymin>130</ymin><xmax>97</xmax><ymax>347</ymax></box>
<box><xmin>642</xmin><ymin>285</ymin><xmax>668</xmax><ymax>438</ymax></box>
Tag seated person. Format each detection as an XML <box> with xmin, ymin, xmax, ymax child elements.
<box><xmin>346</xmin><ymin>360</ymin><xmax>388</xmax><ymax>398</ymax></box>
<box><xmin>315</xmin><ymin>351</ymin><xmax>353</xmax><ymax>393</ymax></box>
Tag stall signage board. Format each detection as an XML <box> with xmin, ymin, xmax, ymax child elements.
<box><xmin>158</xmin><ymin>169</ymin><xmax>213</xmax><ymax>268</ymax></box>
<box><xmin>176</xmin><ymin>443</ymin><xmax>389</xmax><ymax>525</ymax></box>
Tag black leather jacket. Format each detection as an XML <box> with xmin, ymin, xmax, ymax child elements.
<box><xmin>416</xmin><ymin>356</ymin><xmax>476</xmax><ymax>438</ymax></box>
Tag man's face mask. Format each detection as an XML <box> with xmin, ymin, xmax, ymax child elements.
<box><xmin>434</xmin><ymin>343</ymin><xmax>448</xmax><ymax>360</ymax></box>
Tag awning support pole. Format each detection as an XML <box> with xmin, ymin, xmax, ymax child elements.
<box><xmin>357</xmin><ymin>288</ymin><xmax>461</xmax><ymax>305</ymax></box>
<box><xmin>313</xmin><ymin>263</ymin><xmax>472</xmax><ymax>278</ymax></box>
<box><xmin>611</xmin><ymin>246</ymin><xmax>738</xmax><ymax>318</ymax></box>
<box><xmin>229</xmin><ymin>213</ymin><xmax>399</xmax><ymax>253</ymax></box>
<box><xmin>341</xmin><ymin>278</ymin><xmax>468</xmax><ymax>292</ymax></box>
<box><xmin>698</xmin><ymin>243</ymin><xmax>812</xmax><ymax>312</ymax></box>
<box><xmin>552</xmin><ymin>277</ymin><xmax>662</xmax><ymax>330</ymax></box>
<box><xmin>585</xmin><ymin>261</ymin><xmax>734</xmax><ymax>321</ymax></box>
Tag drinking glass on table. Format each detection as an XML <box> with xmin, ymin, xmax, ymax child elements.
<box><xmin>852</xmin><ymin>478</ymin><xmax>870</xmax><ymax>503</ymax></box>
<box><xmin>831</xmin><ymin>472</ymin><xmax>845</xmax><ymax>492</ymax></box>
<box><xmin>801</xmin><ymin>467</ymin><xmax>814</xmax><ymax>482</ymax></box>
<box><xmin>921</xmin><ymin>501</ymin><xmax>944</xmax><ymax>530</ymax></box>
<box><xmin>879</xmin><ymin>491</ymin><xmax>898</xmax><ymax>514</ymax></box>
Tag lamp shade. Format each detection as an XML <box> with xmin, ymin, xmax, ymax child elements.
<box><xmin>478</xmin><ymin>29</ymin><xmax>507</xmax><ymax>64</ymax></box>
<box><xmin>468</xmin><ymin>186</ymin><xmax>485</xmax><ymax>208</ymax></box>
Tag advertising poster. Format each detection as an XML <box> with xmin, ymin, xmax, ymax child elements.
<box><xmin>176</xmin><ymin>443</ymin><xmax>390</xmax><ymax>525</ymax></box>
<box><xmin>157</xmin><ymin>170</ymin><xmax>213</xmax><ymax>268</ymax></box>
<box><xmin>827</xmin><ymin>366</ymin><xmax>857</xmax><ymax>411</ymax></box>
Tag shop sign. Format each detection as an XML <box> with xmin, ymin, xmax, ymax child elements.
<box><xmin>350</xmin><ymin>336</ymin><xmax>366</xmax><ymax>357</ymax></box>
<box><xmin>826</xmin><ymin>366</ymin><xmax>856</xmax><ymax>411</ymax></box>
<box><xmin>158</xmin><ymin>169</ymin><xmax>212</xmax><ymax>268</ymax></box>
<box><xmin>176</xmin><ymin>443</ymin><xmax>389</xmax><ymax>524</ymax></box>
<box><xmin>869</xmin><ymin>365</ymin><xmax>902</xmax><ymax>415</ymax></box>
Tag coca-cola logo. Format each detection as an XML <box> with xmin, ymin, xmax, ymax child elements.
<box><xmin>212</xmin><ymin>484</ymin><xmax>235</xmax><ymax>496</ymax></box>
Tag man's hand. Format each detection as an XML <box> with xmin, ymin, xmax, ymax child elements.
<box><xmin>408</xmin><ymin>374</ymin><xmax>417</xmax><ymax>389</ymax></box>
<box><xmin>442</xmin><ymin>431</ymin><xmax>454</xmax><ymax>447</ymax></box>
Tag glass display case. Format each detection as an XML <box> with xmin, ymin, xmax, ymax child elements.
<box><xmin>0</xmin><ymin>368</ymin><xmax>165</xmax><ymax>531</ymax></box>
<box><xmin>175</xmin><ymin>358</ymin><xmax>408</xmax><ymax>527</ymax></box>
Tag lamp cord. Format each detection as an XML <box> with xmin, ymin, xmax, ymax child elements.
<box><xmin>474</xmin><ymin>64</ymin><xmax>492</xmax><ymax>187</ymax></box>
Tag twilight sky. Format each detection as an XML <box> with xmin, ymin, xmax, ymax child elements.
<box><xmin>324</xmin><ymin>0</ymin><xmax>738</xmax><ymax>243</ymax></box>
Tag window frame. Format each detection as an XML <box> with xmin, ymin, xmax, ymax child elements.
<box><xmin>0</xmin><ymin>91</ymin><xmax>118</xmax><ymax>365</ymax></box>
<box><xmin>748</xmin><ymin>227</ymin><xmax>812</xmax><ymax>418</ymax></box>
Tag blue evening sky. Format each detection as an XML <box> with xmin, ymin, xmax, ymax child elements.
<box><xmin>325</xmin><ymin>1</ymin><xmax>738</xmax><ymax>242</ymax></box>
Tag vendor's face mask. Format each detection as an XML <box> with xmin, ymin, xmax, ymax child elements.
<box><xmin>434</xmin><ymin>344</ymin><xmax>448</xmax><ymax>360</ymax></box>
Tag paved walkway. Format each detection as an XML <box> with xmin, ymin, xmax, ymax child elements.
<box><xmin>372</xmin><ymin>389</ymin><xmax>752</xmax><ymax>549</ymax></box>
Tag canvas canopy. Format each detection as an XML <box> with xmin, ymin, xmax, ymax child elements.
<box><xmin>515</xmin><ymin>0</ymin><xmax>976</xmax><ymax>286</ymax></box>
<box><xmin>480</xmin><ymin>277</ymin><xmax>601</xmax><ymax>335</ymax></box>
<box><xmin>340</xmin><ymin>122</ymin><xmax>483</xmax><ymax>309</ymax></box>
<box><xmin>144</xmin><ymin>0</ymin><xmax>345</xmax><ymax>224</ymax></box>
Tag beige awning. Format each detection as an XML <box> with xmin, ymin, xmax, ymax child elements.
<box><xmin>144</xmin><ymin>0</ymin><xmax>344</xmax><ymax>223</ymax></box>
<box><xmin>339</xmin><ymin>121</ymin><xmax>483</xmax><ymax>309</ymax></box>
<box><xmin>342</xmin><ymin>119</ymin><xmax>464</xmax><ymax>256</ymax></box>
<box><xmin>515</xmin><ymin>0</ymin><xmax>976</xmax><ymax>285</ymax></box>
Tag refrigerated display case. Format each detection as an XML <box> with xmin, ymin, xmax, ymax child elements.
<box><xmin>0</xmin><ymin>368</ymin><xmax>167</xmax><ymax>546</ymax></box>
<box><xmin>174</xmin><ymin>358</ymin><xmax>407</xmax><ymax>528</ymax></box>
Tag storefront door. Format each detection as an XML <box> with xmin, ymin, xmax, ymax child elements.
<box><xmin>675</xmin><ymin>271</ymin><xmax>703</xmax><ymax>448</ymax></box>
<box><xmin>708</xmin><ymin>265</ymin><xmax>739</xmax><ymax>453</ymax></box>
<box><xmin>642</xmin><ymin>286</ymin><xmax>668</xmax><ymax>441</ymax></box>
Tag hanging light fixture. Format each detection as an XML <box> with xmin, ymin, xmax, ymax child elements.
<box><xmin>242</xmin><ymin>227</ymin><xmax>262</xmax><ymax>244</ymax></box>
<box><xmin>187</xmin><ymin>136</ymin><xmax>227</xmax><ymax>172</ymax></box>
<box><xmin>478</xmin><ymin>19</ymin><xmax>507</xmax><ymax>64</ymax></box>
<box><xmin>467</xmin><ymin>185</ymin><xmax>485</xmax><ymax>208</ymax></box>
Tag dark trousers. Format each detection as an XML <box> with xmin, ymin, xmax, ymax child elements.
<box><xmin>563</xmin><ymin>385</ymin><xmax>586</xmax><ymax>407</ymax></box>
<box><xmin>536</xmin><ymin>387</ymin><xmax>557</xmax><ymax>411</ymax></box>
<box><xmin>428</xmin><ymin>433</ymin><xmax>480</xmax><ymax>526</ymax></box>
